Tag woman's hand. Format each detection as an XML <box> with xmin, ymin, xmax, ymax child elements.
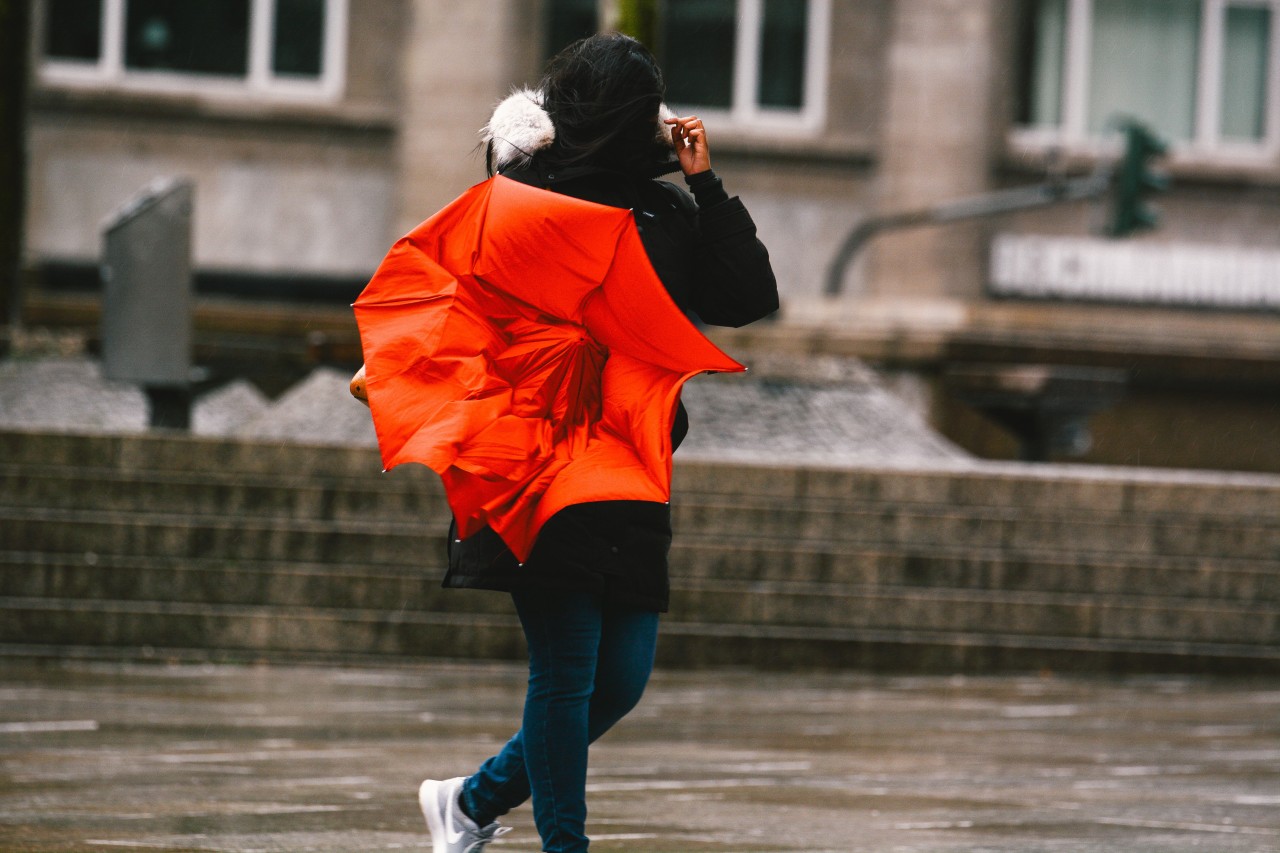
<box><xmin>665</xmin><ymin>115</ymin><xmax>711</xmax><ymax>176</ymax></box>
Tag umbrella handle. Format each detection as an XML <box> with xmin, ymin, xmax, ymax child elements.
<box><xmin>350</xmin><ymin>364</ymin><xmax>369</xmax><ymax>406</ymax></box>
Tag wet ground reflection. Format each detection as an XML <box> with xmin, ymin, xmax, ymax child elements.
<box><xmin>1</xmin><ymin>660</ymin><xmax>1277</xmax><ymax>851</ymax></box>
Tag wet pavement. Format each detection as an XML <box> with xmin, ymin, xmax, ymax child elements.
<box><xmin>2</xmin><ymin>660</ymin><xmax>1278</xmax><ymax>852</ymax></box>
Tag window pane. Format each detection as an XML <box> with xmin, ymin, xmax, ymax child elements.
<box><xmin>1087</xmin><ymin>0</ymin><xmax>1200</xmax><ymax>141</ymax></box>
<box><xmin>1017</xmin><ymin>0</ymin><xmax>1067</xmax><ymax>127</ymax></box>
<box><xmin>660</xmin><ymin>0</ymin><xmax>736</xmax><ymax>109</ymax></box>
<box><xmin>273</xmin><ymin>0</ymin><xmax>325</xmax><ymax>77</ymax></box>
<box><xmin>45</xmin><ymin>0</ymin><xmax>103</xmax><ymax>61</ymax></box>
<box><xmin>1221</xmin><ymin>4</ymin><xmax>1270</xmax><ymax>141</ymax></box>
<box><xmin>757</xmin><ymin>0</ymin><xmax>807</xmax><ymax>108</ymax></box>
<box><xmin>125</xmin><ymin>0</ymin><xmax>250</xmax><ymax>76</ymax></box>
<box><xmin>546</xmin><ymin>0</ymin><xmax>598</xmax><ymax>61</ymax></box>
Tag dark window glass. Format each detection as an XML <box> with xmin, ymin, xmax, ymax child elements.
<box><xmin>124</xmin><ymin>0</ymin><xmax>250</xmax><ymax>76</ymax></box>
<box><xmin>1220</xmin><ymin>4</ymin><xmax>1270</xmax><ymax>141</ymax></box>
<box><xmin>660</xmin><ymin>0</ymin><xmax>736</xmax><ymax>108</ymax></box>
<box><xmin>546</xmin><ymin>0</ymin><xmax>598</xmax><ymax>61</ymax></box>
<box><xmin>45</xmin><ymin>0</ymin><xmax>103</xmax><ymax>61</ymax></box>
<box><xmin>273</xmin><ymin>0</ymin><xmax>325</xmax><ymax>77</ymax></box>
<box><xmin>1014</xmin><ymin>0</ymin><xmax>1067</xmax><ymax>127</ymax></box>
<box><xmin>757</xmin><ymin>0</ymin><xmax>806</xmax><ymax>108</ymax></box>
<box><xmin>1087</xmin><ymin>0</ymin><xmax>1200</xmax><ymax>140</ymax></box>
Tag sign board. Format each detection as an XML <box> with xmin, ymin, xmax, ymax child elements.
<box><xmin>991</xmin><ymin>234</ymin><xmax>1280</xmax><ymax>310</ymax></box>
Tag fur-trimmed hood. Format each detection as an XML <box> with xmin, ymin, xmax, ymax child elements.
<box><xmin>481</xmin><ymin>87</ymin><xmax>676</xmax><ymax>173</ymax></box>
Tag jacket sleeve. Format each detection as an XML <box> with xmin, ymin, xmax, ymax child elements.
<box><xmin>682</xmin><ymin>171</ymin><xmax>779</xmax><ymax>327</ymax></box>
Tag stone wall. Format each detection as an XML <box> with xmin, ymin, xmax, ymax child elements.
<box><xmin>25</xmin><ymin>0</ymin><xmax>405</xmax><ymax>279</ymax></box>
<box><xmin>4</xmin><ymin>429</ymin><xmax>1277</xmax><ymax>672</ymax></box>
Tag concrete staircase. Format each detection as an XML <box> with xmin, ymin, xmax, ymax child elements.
<box><xmin>2</xmin><ymin>430</ymin><xmax>1277</xmax><ymax>672</ymax></box>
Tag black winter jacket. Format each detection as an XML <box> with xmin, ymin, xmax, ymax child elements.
<box><xmin>441</xmin><ymin>162</ymin><xmax>778</xmax><ymax>611</ymax></box>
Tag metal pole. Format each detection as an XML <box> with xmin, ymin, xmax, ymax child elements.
<box><xmin>824</xmin><ymin>171</ymin><xmax>1112</xmax><ymax>297</ymax></box>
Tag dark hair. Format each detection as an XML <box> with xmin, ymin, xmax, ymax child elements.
<box><xmin>538</xmin><ymin>33</ymin><xmax>671</xmax><ymax>176</ymax></box>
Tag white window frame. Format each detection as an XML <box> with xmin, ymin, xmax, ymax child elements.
<box><xmin>39</xmin><ymin>0</ymin><xmax>348</xmax><ymax>103</ymax></box>
<box><xmin>1011</xmin><ymin>0</ymin><xmax>1280</xmax><ymax>162</ymax></box>
<box><xmin>666</xmin><ymin>0</ymin><xmax>831</xmax><ymax>135</ymax></box>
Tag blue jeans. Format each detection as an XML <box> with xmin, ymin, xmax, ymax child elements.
<box><xmin>460</xmin><ymin>588</ymin><xmax>659</xmax><ymax>853</ymax></box>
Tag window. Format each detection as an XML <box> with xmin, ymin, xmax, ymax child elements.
<box><xmin>542</xmin><ymin>0</ymin><xmax>830</xmax><ymax>133</ymax></box>
<box><xmin>40</xmin><ymin>0</ymin><xmax>347</xmax><ymax>100</ymax></box>
<box><xmin>1015</xmin><ymin>0</ymin><xmax>1279</xmax><ymax>156</ymax></box>
<box><xmin>659</xmin><ymin>0</ymin><xmax>830</xmax><ymax>132</ymax></box>
<box><xmin>546</xmin><ymin>0</ymin><xmax>598</xmax><ymax>60</ymax></box>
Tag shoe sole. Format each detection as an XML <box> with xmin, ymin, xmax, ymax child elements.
<box><xmin>418</xmin><ymin>779</ymin><xmax>447</xmax><ymax>853</ymax></box>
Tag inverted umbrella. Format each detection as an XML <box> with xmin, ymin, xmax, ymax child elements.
<box><xmin>354</xmin><ymin>175</ymin><xmax>744</xmax><ymax>562</ymax></box>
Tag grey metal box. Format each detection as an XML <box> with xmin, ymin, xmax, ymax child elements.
<box><xmin>100</xmin><ymin>177</ymin><xmax>194</xmax><ymax>387</ymax></box>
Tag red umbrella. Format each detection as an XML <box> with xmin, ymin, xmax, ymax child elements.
<box><xmin>354</xmin><ymin>175</ymin><xmax>743</xmax><ymax>561</ymax></box>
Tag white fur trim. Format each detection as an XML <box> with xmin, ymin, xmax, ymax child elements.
<box><xmin>482</xmin><ymin>88</ymin><xmax>556</xmax><ymax>170</ymax></box>
<box><xmin>656</xmin><ymin>102</ymin><xmax>677</xmax><ymax>147</ymax></box>
<box><xmin>481</xmin><ymin>87</ymin><xmax>677</xmax><ymax>171</ymax></box>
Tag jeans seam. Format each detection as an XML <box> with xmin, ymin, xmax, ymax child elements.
<box><xmin>530</xmin><ymin>610</ymin><xmax>566</xmax><ymax>852</ymax></box>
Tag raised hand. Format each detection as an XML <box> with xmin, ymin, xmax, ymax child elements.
<box><xmin>665</xmin><ymin>115</ymin><xmax>711</xmax><ymax>176</ymax></box>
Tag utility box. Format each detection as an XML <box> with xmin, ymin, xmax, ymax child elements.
<box><xmin>101</xmin><ymin>178</ymin><xmax>194</xmax><ymax>428</ymax></box>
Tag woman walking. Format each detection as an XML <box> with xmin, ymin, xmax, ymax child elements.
<box><xmin>373</xmin><ymin>33</ymin><xmax>778</xmax><ymax>852</ymax></box>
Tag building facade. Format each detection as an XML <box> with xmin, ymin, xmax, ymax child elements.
<box><xmin>23</xmin><ymin>0</ymin><xmax>1280</xmax><ymax>470</ymax></box>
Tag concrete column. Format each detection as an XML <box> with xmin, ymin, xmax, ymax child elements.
<box><xmin>392</xmin><ymin>0</ymin><xmax>543</xmax><ymax>237</ymax></box>
<box><xmin>869</xmin><ymin>0</ymin><xmax>1008</xmax><ymax>300</ymax></box>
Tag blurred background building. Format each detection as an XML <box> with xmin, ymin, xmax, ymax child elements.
<box><xmin>12</xmin><ymin>0</ymin><xmax>1280</xmax><ymax>471</ymax></box>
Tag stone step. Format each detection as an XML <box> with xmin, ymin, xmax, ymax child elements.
<box><xmin>0</xmin><ymin>431</ymin><xmax>383</xmax><ymax>479</ymax></box>
<box><xmin>2</xmin><ymin>597</ymin><xmax>525</xmax><ymax>661</ymax></box>
<box><xmin>7</xmin><ymin>462</ymin><xmax>1278</xmax><ymax>535</ymax></box>
<box><xmin>3</xmin><ymin>598</ymin><xmax>1275</xmax><ymax>675</ymax></box>
<box><xmin>5</xmin><ymin>537</ymin><xmax>1275</xmax><ymax>610</ymax></box>
<box><xmin>673</xmin><ymin>501</ymin><xmax>1280</xmax><ymax>561</ymax></box>
<box><xmin>9</xmin><ymin>455</ymin><xmax>1280</xmax><ymax>556</ymax></box>
<box><xmin>6</xmin><ymin>501</ymin><xmax>1275</xmax><ymax>569</ymax></box>
<box><xmin>11</xmin><ymin>477</ymin><xmax>1275</xmax><ymax>572</ymax></box>
<box><xmin>672</xmin><ymin>539</ymin><xmax>1280</xmax><ymax>602</ymax></box>
<box><xmin>4</xmin><ymin>556</ymin><xmax>1270</xmax><ymax>647</ymax></box>
<box><xmin>8</xmin><ymin>429</ymin><xmax>1280</xmax><ymax>519</ymax></box>
<box><xmin>6</xmin><ymin>461</ymin><xmax>1278</xmax><ymax>572</ymax></box>
<box><xmin>6</xmin><ymin>429</ymin><xmax>1278</xmax><ymax>673</ymax></box>
<box><xmin>667</xmin><ymin>581</ymin><xmax>1278</xmax><ymax>646</ymax></box>
<box><xmin>675</xmin><ymin>462</ymin><xmax>1280</xmax><ymax>520</ymax></box>
<box><xmin>0</xmin><ymin>507</ymin><xmax>444</xmax><ymax>566</ymax></box>
<box><xmin>655</xmin><ymin>621</ymin><xmax>1280</xmax><ymax>674</ymax></box>
<box><xmin>0</xmin><ymin>463</ymin><xmax>447</xmax><ymax>522</ymax></box>
<box><xmin>0</xmin><ymin>552</ymin><xmax>508</xmax><ymax>614</ymax></box>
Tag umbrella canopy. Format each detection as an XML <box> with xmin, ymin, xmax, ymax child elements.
<box><xmin>354</xmin><ymin>175</ymin><xmax>743</xmax><ymax>561</ymax></box>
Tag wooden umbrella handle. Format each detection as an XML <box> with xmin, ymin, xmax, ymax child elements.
<box><xmin>350</xmin><ymin>364</ymin><xmax>369</xmax><ymax>406</ymax></box>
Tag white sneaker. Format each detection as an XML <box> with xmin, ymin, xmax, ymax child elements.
<box><xmin>418</xmin><ymin>777</ymin><xmax>509</xmax><ymax>853</ymax></box>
